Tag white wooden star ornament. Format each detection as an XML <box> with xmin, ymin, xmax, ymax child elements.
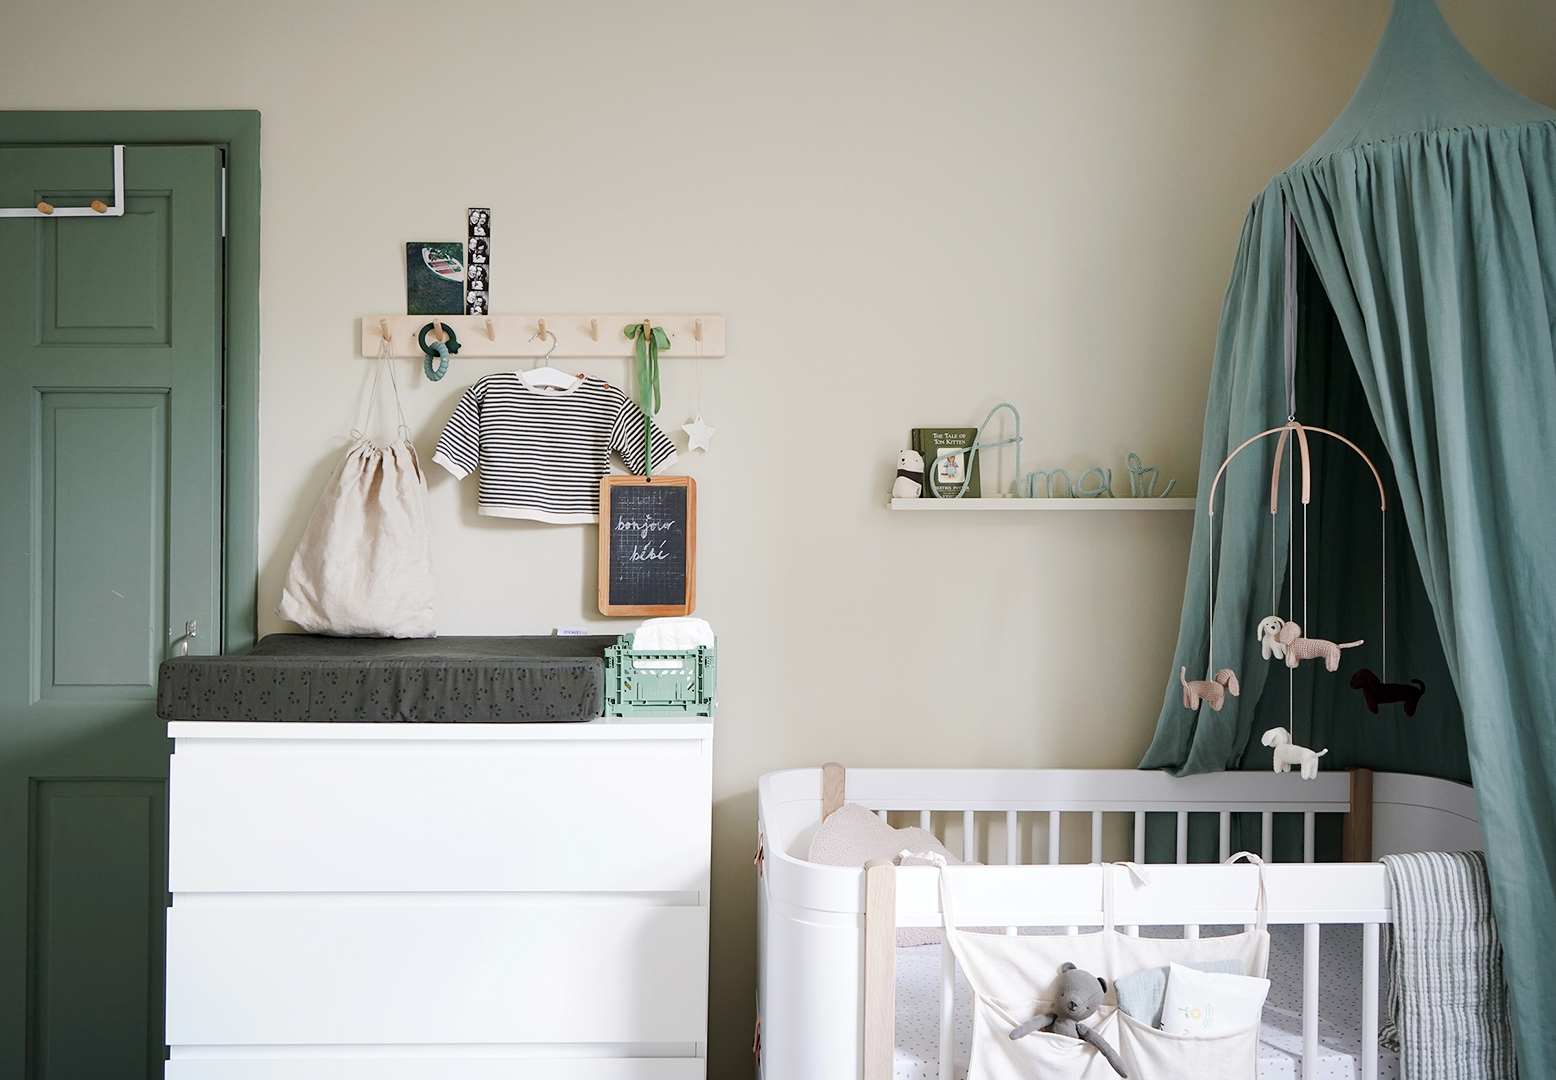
<box><xmin>682</xmin><ymin>415</ymin><xmax>716</xmax><ymax>452</ymax></box>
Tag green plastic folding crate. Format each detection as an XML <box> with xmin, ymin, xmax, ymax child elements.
<box><xmin>603</xmin><ymin>636</ymin><xmax>717</xmax><ymax>717</ymax></box>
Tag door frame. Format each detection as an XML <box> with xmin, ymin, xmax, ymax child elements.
<box><xmin>0</xmin><ymin>111</ymin><xmax>260</xmax><ymax>652</ymax></box>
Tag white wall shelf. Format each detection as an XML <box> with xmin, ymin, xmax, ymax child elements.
<box><xmin>889</xmin><ymin>497</ymin><xmax>1195</xmax><ymax>511</ymax></box>
<box><xmin>360</xmin><ymin>314</ymin><xmax>724</xmax><ymax>359</ymax></box>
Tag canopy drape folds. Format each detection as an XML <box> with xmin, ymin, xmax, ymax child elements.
<box><xmin>1286</xmin><ymin>121</ymin><xmax>1556</xmax><ymax>1079</ymax></box>
<box><xmin>1140</xmin><ymin>1</ymin><xmax>1556</xmax><ymax>1070</ymax></box>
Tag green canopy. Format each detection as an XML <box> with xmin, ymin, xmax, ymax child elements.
<box><xmin>1140</xmin><ymin>0</ymin><xmax>1556</xmax><ymax>1070</ymax></box>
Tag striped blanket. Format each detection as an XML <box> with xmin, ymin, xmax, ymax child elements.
<box><xmin>1380</xmin><ymin>850</ymin><xmax>1517</xmax><ymax>1080</ymax></box>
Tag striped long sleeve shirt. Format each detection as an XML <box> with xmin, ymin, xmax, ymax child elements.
<box><xmin>432</xmin><ymin>373</ymin><xmax>679</xmax><ymax>523</ymax></box>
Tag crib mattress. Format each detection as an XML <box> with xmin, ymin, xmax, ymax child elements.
<box><xmin>157</xmin><ymin>634</ymin><xmax>621</xmax><ymax>723</ymax></box>
<box><xmin>894</xmin><ymin>924</ymin><xmax>1398</xmax><ymax>1080</ymax></box>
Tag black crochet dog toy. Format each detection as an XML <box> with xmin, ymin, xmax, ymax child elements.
<box><xmin>1011</xmin><ymin>961</ymin><xmax>1128</xmax><ymax>1076</ymax></box>
<box><xmin>1349</xmin><ymin>668</ymin><xmax>1426</xmax><ymax>717</ymax></box>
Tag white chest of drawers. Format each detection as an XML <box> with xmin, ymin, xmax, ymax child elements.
<box><xmin>164</xmin><ymin>719</ymin><xmax>713</xmax><ymax>1079</ymax></box>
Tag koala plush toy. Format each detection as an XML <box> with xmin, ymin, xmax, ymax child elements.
<box><xmin>1010</xmin><ymin>962</ymin><xmax>1128</xmax><ymax>1077</ymax></box>
<box><xmin>892</xmin><ymin>449</ymin><xmax>925</xmax><ymax>498</ymax></box>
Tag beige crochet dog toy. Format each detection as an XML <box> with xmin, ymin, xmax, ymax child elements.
<box><xmin>1181</xmin><ymin>667</ymin><xmax>1240</xmax><ymax>711</ymax></box>
<box><xmin>1271</xmin><ymin>619</ymin><xmax>1362</xmax><ymax>672</ymax></box>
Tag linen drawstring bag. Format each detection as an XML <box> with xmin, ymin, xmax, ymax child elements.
<box><xmin>941</xmin><ymin>854</ymin><xmax>1270</xmax><ymax>1079</ymax></box>
<box><xmin>277</xmin><ymin>354</ymin><xmax>435</xmax><ymax>637</ymax></box>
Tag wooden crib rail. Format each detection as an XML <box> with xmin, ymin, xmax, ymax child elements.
<box><xmin>815</xmin><ymin>764</ymin><xmax>1371</xmax><ymax>865</ymax></box>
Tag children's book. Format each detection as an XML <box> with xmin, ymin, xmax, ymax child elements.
<box><xmin>911</xmin><ymin>427</ymin><xmax>981</xmax><ymax>498</ymax></box>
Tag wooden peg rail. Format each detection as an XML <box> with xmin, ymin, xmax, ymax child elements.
<box><xmin>360</xmin><ymin>314</ymin><xmax>725</xmax><ymax>359</ymax></box>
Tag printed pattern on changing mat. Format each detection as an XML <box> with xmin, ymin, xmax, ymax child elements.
<box><xmin>895</xmin><ymin>944</ymin><xmax>970</xmax><ymax>1080</ymax></box>
<box><xmin>156</xmin><ymin>657</ymin><xmax>603</xmax><ymax>723</ymax></box>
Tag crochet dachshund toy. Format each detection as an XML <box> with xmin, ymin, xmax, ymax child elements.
<box><xmin>1272</xmin><ymin>620</ymin><xmax>1362</xmax><ymax>672</ymax></box>
<box><xmin>1349</xmin><ymin>668</ymin><xmax>1426</xmax><ymax>717</ymax></box>
<box><xmin>1011</xmin><ymin>962</ymin><xmax>1127</xmax><ymax>1077</ymax></box>
<box><xmin>1181</xmin><ymin>667</ymin><xmax>1240</xmax><ymax>711</ymax></box>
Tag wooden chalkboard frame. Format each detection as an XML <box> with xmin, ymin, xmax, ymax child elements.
<box><xmin>598</xmin><ymin>475</ymin><xmax>697</xmax><ymax>616</ymax></box>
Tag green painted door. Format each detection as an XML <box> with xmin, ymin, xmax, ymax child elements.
<box><xmin>0</xmin><ymin>145</ymin><xmax>223</xmax><ymax>1078</ymax></box>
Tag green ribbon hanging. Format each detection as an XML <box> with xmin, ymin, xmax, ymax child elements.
<box><xmin>623</xmin><ymin>322</ymin><xmax>670</xmax><ymax>479</ymax></box>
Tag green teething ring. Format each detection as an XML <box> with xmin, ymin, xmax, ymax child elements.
<box><xmin>418</xmin><ymin>322</ymin><xmax>462</xmax><ymax>355</ymax></box>
<box><xmin>418</xmin><ymin>323</ymin><xmax>461</xmax><ymax>382</ymax></box>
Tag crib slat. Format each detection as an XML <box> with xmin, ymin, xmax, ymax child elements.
<box><xmin>964</xmin><ymin>810</ymin><xmax>976</xmax><ymax>862</ymax></box>
<box><xmin>939</xmin><ymin>933</ymin><xmax>956</xmax><ymax>1080</ymax></box>
<box><xmin>1006</xmin><ymin>810</ymin><xmax>1019</xmax><ymax>935</ymax></box>
<box><xmin>1262</xmin><ymin>811</ymin><xmax>1274</xmax><ymax>862</ymax></box>
<box><xmin>1175</xmin><ymin>811</ymin><xmax>1188</xmax><ymax>865</ymax></box>
<box><xmin>1303</xmin><ymin>811</ymin><xmax>1315</xmax><ymax>863</ymax></box>
<box><xmin>1048</xmin><ymin>812</ymin><xmax>1061</xmax><ymax>866</ymax></box>
<box><xmin>1303</xmin><ymin>923</ymin><xmax>1320</xmax><ymax>1080</ymax></box>
<box><xmin>1090</xmin><ymin>811</ymin><xmax>1103</xmax><ymax>864</ymax></box>
<box><xmin>921</xmin><ymin>809</ymin><xmax>932</xmax><ymax>833</ymax></box>
<box><xmin>1362</xmin><ymin>922</ymin><xmax>1380</xmax><ymax>1080</ymax></box>
<box><xmin>1219</xmin><ymin>811</ymin><xmax>1231</xmax><ymax>862</ymax></box>
<box><xmin>1133</xmin><ymin>810</ymin><xmax>1146</xmax><ymax>864</ymax></box>
<box><xmin>878</xmin><ymin>809</ymin><xmax>888</xmax><ymax>821</ymax></box>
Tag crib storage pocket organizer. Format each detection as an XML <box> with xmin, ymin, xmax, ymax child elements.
<box><xmin>941</xmin><ymin>858</ymin><xmax>1270</xmax><ymax>1080</ymax></box>
<box><xmin>602</xmin><ymin>636</ymin><xmax>716</xmax><ymax>717</ymax></box>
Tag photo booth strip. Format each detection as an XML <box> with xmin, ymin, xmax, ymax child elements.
<box><xmin>466</xmin><ymin>207</ymin><xmax>490</xmax><ymax>315</ymax></box>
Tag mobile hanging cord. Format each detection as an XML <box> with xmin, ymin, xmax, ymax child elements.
<box><xmin>624</xmin><ymin>321</ymin><xmax>669</xmax><ymax>480</ymax></box>
<box><xmin>1283</xmin><ymin>200</ymin><xmax>1298</xmax><ymax>423</ymax></box>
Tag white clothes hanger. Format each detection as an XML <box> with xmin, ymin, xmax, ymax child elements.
<box><xmin>521</xmin><ymin>322</ymin><xmax>584</xmax><ymax>390</ymax></box>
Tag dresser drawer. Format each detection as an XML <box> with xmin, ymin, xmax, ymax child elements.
<box><xmin>165</xmin><ymin>1062</ymin><xmax>705</xmax><ymax>1080</ymax></box>
<box><xmin>168</xmin><ymin>738</ymin><xmax>711</xmax><ymax>893</ymax></box>
<box><xmin>166</xmin><ymin>902</ymin><xmax>710</xmax><ymax>1045</ymax></box>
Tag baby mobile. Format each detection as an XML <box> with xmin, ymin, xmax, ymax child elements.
<box><xmin>1185</xmin><ymin>212</ymin><xmax>1425</xmax><ymax>776</ymax></box>
<box><xmin>1190</xmin><ymin>418</ymin><xmax>1385</xmax><ymax>770</ymax></box>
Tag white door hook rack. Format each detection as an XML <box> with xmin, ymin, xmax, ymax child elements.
<box><xmin>361</xmin><ymin>315</ymin><xmax>725</xmax><ymax>359</ymax></box>
<box><xmin>0</xmin><ymin>144</ymin><xmax>126</xmax><ymax>218</ymax></box>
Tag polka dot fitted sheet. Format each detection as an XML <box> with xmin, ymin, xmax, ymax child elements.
<box><xmin>894</xmin><ymin>924</ymin><xmax>1399</xmax><ymax>1080</ymax></box>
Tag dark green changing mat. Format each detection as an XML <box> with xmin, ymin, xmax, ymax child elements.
<box><xmin>157</xmin><ymin>634</ymin><xmax>622</xmax><ymax>723</ymax></box>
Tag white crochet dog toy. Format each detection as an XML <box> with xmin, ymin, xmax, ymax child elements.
<box><xmin>1261</xmin><ymin>726</ymin><xmax>1328</xmax><ymax>780</ymax></box>
<box><xmin>1255</xmin><ymin>615</ymin><xmax>1287</xmax><ymax>660</ymax></box>
<box><xmin>892</xmin><ymin>449</ymin><xmax>924</xmax><ymax>498</ymax></box>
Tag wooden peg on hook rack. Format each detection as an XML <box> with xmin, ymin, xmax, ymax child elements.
<box><xmin>694</xmin><ymin>318</ymin><xmax>703</xmax><ymax>342</ymax></box>
<box><xmin>642</xmin><ymin>318</ymin><xmax>652</xmax><ymax>338</ymax></box>
<box><xmin>537</xmin><ymin>318</ymin><xmax>548</xmax><ymax>341</ymax></box>
<box><xmin>432</xmin><ymin>320</ymin><xmax>447</xmax><ymax>343</ymax></box>
<box><xmin>379</xmin><ymin>319</ymin><xmax>392</xmax><ymax>342</ymax></box>
<box><xmin>486</xmin><ymin>318</ymin><xmax>495</xmax><ymax>340</ymax></box>
<box><xmin>590</xmin><ymin>319</ymin><xmax>598</xmax><ymax>341</ymax></box>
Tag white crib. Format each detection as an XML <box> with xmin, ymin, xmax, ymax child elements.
<box><xmin>755</xmin><ymin>766</ymin><xmax>1481</xmax><ymax>1080</ymax></box>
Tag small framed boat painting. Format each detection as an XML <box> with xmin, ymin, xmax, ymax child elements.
<box><xmin>405</xmin><ymin>242</ymin><xmax>466</xmax><ymax>315</ymax></box>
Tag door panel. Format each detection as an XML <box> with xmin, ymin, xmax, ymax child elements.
<box><xmin>41</xmin><ymin>392</ymin><xmax>168</xmax><ymax>695</ymax></box>
<box><xmin>0</xmin><ymin>143</ymin><xmax>223</xmax><ymax>1079</ymax></box>
<box><xmin>44</xmin><ymin>204</ymin><xmax>171</xmax><ymax>341</ymax></box>
<box><xmin>29</xmin><ymin>779</ymin><xmax>167</xmax><ymax>1080</ymax></box>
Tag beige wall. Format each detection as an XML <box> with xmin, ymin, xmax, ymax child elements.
<box><xmin>6</xmin><ymin>1</ymin><xmax>1555</xmax><ymax>1074</ymax></box>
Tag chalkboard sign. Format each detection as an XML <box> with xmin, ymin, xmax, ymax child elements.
<box><xmin>598</xmin><ymin>476</ymin><xmax>697</xmax><ymax>616</ymax></box>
